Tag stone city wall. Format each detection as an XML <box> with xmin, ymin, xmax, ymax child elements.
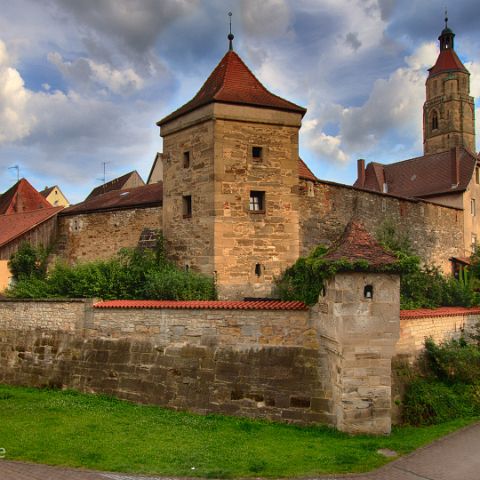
<box><xmin>395</xmin><ymin>307</ymin><xmax>480</xmax><ymax>362</ymax></box>
<box><xmin>56</xmin><ymin>206</ymin><xmax>162</xmax><ymax>264</ymax></box>
<box><xmin>0</xmin><ymin>300</ymin><xmax>332</xmax><ymax>426</ymax></box>
<box><xmin>299</xmin><ymin>179</ymin><xmax>464</xmax><ymax>274</ymax></box>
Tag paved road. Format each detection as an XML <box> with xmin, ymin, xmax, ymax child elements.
<box><xmin>1</xmin><ymin>422</ymin><xmax>479</xmax><ymax>480</ymax></box>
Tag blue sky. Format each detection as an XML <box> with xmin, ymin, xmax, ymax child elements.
<box><xmin>1</xmin><ymin>0</ymin><xmax>480</xmax><ymax>203</ymax></box>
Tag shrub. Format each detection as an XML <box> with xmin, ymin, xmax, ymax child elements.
<box><xmin>7</xmin><ymin>240</ymin><xmax>216</xmax><ymax>301</ymax></box>
<box><xmin>8</xmin><ymin>242</ymin><xmax>48</xmax><ymax>281</ymax></box>
<box><xmin>403</xmin><ymin>379</ymin><xmax>480</xmax><ymax>425</ymax></box>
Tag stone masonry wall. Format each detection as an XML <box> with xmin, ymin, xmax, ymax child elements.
<box><xmin>57</xmin><ymin>207</ymin><xmax>162</xmax><ymax>264</ymax></box>
<box><xmin>0</xmin><ymin>300</ymin><xmax>332</xmax><ymax>426</ymax></box>
<box><xmin>396</xmin><ymin>310</ymin><xmax>480</xmax><ymax>363</ymax></box>
<box><xmin>299</xmin><ymin>180</ymin><xmax>464</xmax><ymax>274</ymax></box>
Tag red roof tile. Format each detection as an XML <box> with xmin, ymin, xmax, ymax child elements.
<box><xmin>429</xmin><ymin>48</ymin><xmax>468</xmax><ymax>77</ymax></box>
<box><xmin>158</xmin><ymin>50</ymin><xmax>306</xmax><ymax>125</ymax></box>
<box><xmin>355</xmin><ymin>147</ymin><xmax>477</xmax><ymax>199</ymax></box>
<box><xmin>0</xmin><ymin>207</ymin><xmax>63</xmax><ymax>247</ymax></box>
<box><xmin>299</xmin><ymin>158</ymin><xmax>317</xmax><ymax>181</ymax></box>
<box><xmin>61</xmin><ymin>182</ymin><xmax>163</xmax><ymax>216</ymax></box>
<box><xmin>322</xmin><ymin>221</ymin><xmax>398</xmax><ymax>267</ymax></box>
<box><xmin>86</xmin><ymin>171</ymin><xmax>145</xmax><ymax>200</ymax></box>
<box><xmin>0</xmin><ymin>179</ymin><xmax>52</xmax><ymax>215</ymax></box>
<box><xmin>401</xmin><ymin>306</ymin><xmax>480</xmax><ymax>319</ymax></box>
<box><xmin>94</xmin><ymin>299</ymin><xmax>308</xmax><ymax>311</ymax></box>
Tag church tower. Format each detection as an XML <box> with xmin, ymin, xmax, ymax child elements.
<box><xmin>423</xmin><ymin>16</ymin><xmax>476</xmax><ymax>155</ymax></box>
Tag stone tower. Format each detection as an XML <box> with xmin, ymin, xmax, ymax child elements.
<box><xmin>157</xmin><ymin>38</ymin><xmax>306</xmax><ymax>299</ymax></box>
<box><xmin>423</xmin><ymin>17</ymin><xmax>476</xmax><ymax>155</ymax></box>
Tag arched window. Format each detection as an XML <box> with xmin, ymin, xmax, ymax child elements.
<box><xmin>431</xmin><ymin>111</ymin><xmax>439</xmax><ymax>130</ymax></box>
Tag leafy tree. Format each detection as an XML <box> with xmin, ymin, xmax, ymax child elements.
<box><xmin>8</xmin><ymin>242</ymin><xmax>48</xmax><ymax>281</ymax></box>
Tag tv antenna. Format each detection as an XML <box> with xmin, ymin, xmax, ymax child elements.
<box><xmin>8</xmin><ymin>165</ymin><xmax>20</xmax><ymax>182</ymax></box>
<box><xmin>96</xmin><ymin>161</ymin><xmax>110</xmax><ymax>194</ymax></box>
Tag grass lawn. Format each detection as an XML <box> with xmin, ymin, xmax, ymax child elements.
<box><xmin>0</xmin><ymin>384</ymin><xmax>477</xmax><ymax>478</ymax></box>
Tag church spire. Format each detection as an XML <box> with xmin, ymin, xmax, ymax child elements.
<box><xmin>439</xmin><ymin>10</ymin><xmax>455</xmax><ymax>51</ymax></box>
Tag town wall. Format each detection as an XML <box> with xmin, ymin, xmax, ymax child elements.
<box><xmin>299</xmin><ymin>179</ymin><xmax>464</xmax><ymax>273</ymax></box>
<box><xmin>57</xmin><ymin>207</ymin><xmax>162</xmax><ymax>263</ymax></box>
<box><xmin>0</xmin><ymin>283</ymin><xmax>400</xmax><ymax>434</ymax></box>
<box><xmin>0</xmin><ymin>300</ymin><xmax>331</xmax><ymax>426</ymax></box>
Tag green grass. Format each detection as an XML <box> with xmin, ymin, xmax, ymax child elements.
<box><xmin>0</xmin><ymin>384</ymin><xmax>477</xmax><ymax>478</ymax></box>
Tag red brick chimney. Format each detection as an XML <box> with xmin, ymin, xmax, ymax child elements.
<box><xmin>357</xmin><ymin>159</ymin><xmax>365</xmax><ymax>188</ymax></box>
<box><xmin>450</xmin><ymin>147</ymin><xmax>460</xmax><ymax>186</ymax></box>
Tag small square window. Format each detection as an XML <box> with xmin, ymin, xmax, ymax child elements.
<box><xmin>183</xmin><ymin>151</ymin><xmax>190</xmax><ymax>168</ymax></box>
<box><xmin>252</xmin><ymin>146</ymin><xmax>263</xmax><ymax>159</ymax></box>
<box><xmin>183</xmin><ymin>195</ymin><xmax>192</xmax><ymax>218</ymax></box>
<box><xmin>249</xmin><ymin>191</ymin><xmax>265</xmax><ymax>212</ymax></box>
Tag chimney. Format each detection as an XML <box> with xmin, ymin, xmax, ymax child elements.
<box><xmin>357</xmin><ymin>159</ymin><xmax>365</xmax><ymax>187</ymax></box>
<box><xmin>450</xmin><ymin>147</ymin><xmax>460</xmax><ymax>187</ymax></box>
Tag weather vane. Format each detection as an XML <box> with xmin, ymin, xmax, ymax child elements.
<box><xmin>228</xmin><ymin>12</ymin><xmax>234</xmax><ymax>51</ymax></box>
<box><xmin>444</xmin><ymin>8</ymin><xmax>448</xmax><ymax>28</ymax></box>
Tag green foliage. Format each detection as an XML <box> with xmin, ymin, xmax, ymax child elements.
<box><xmin>8</xmin><ymin>242</ymin><xmax>48</xmax><ymax>281</ymax></box>
<box><xmin>402</xmin><ymin>337</ymin><xmax>480</xmax><ymax>425</ymax></box>
<box><xmin>275</xmin><ymin>242</ymin><xmax>404</xmax><ymax>306</ymax></box>
<box><xmin>423</xmin><ymin>337</ymin><xmax>480</xmax><ymax>385</ymax></box>
<box><xmin>403</xmin><ymin>379</ymin><xmax>480</xmax><ymax>425</ymax></box>
<box><xmin>7</xmin><ymin>239</ymin><xmax>216</xmax><ymax>301</ymax></box>
<box><xmin>376</xmin><ymin>218</ymin><xmax>413</xmax><ymax>256</ymax></box>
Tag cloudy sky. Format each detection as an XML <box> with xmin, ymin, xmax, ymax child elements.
<box><xmin>1</xmin><ymin>0</ymin><xmax>480</xmax><ymax>203</ymax></box>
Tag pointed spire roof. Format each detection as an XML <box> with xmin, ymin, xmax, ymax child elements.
<box><xmin>0</xmin><ymin>178</ymin><xmax>52</xmax><ymax>215</ymax></box>
<box><xmin>428</xmin><ymin>19</ymin><xmax>468</xmax><ymax>78</ymax></box>
<box><xmin>322</xmin><ymin>221</ymin><xmax>397</xmax><ymax>268</ymax></box>
<box><xmin>158</xmin><ymin>50</ymin><xmax>306</xmax><ymax>126</ymax></box>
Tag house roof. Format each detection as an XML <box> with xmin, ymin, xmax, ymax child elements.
<box><xmin>40</xmin><ymin>186</ymin><xmax>55</xmax><ymax>197</ymax></box>
<box><xmin>299</xmin><ymin>158</ymin><xmax>317</xmax><ymax>181</ymax></box>
<box><xmin>0</xmin><ymin>207</ymin><xmax>63</xmax><ymax>248</ymax></box>
<box><xmin>61</xmin><ymin>182</ymin><xmax>163</xmax><ymax>216</ymax></box>
<box><xmin>158</xmin><ymin>50</ymin><xmax>306</xmax><ymax>125</ymax></box>
<box><xmin>94</xmin><ymin>299</ymin><xmax>308</xmax><ymax>311</ymax></box>
<box><xmin>354</xmin><ymin>147</ymin><xmax>477</xmax><ymax>199</ymax></box>
<box><xmin>428</xmin><ymin>47</ymin><xmax>468</xmax><ymax>77</ymax></box>
<box><xmin>86</xmin><ymin>171</ymin><xmax>144</xmax><ymax>200</ymax></box>
<box><xmin>0</xmin><ymin>179</ymin><xmax>52</xmax><ymax>215</ymax></box>
<box><xmin>147</xmin><ymin>153</ymin><xmax>162</xmax><ymax>184</ymax></box>
<box><xmin>322</xmin><ymin>221</ymin><xmax>398</xmax><ymax>268</ymax></box>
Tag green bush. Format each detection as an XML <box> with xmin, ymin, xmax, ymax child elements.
<box><xmin>423</xmin><ymin>337</ymin><xmax>480</xmax><ymax>385</ymax></box>
<box><xmin>403</xmin><ymin>379</ymin><xmax>480</xmax><ymax>425</ymax></box>
<box><xmin>7</xmin><ymin>241</ymin><xmax>216</xmax><ymax>301</ymax></box>
<box><xmin>8</xmin><ymin>242</ymin><xmax>48</xmax><ymax>281</ymax></box>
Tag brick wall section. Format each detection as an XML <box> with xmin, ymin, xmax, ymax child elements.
<box><xmin>396</xmin><ymin>308</ymin><xmax>480</xmax><ymax>361</ymax></box>
<box><xmin>0</xmin><ymin>300</ymin><xmax>331</xmax><ymax>426</ymax></box>
<box><xmin>299</xmin><ymin>180</ymin><xmax>464</xmax><ymax>273</ymax></box>
<box><xmin>57</xmin><ymin>207</ymin><xmax>162</xmax><ymax>263</ymax></box>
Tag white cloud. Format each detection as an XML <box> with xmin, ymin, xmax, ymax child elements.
<box><xmin>48</xmin><ymin>52</ymin><xmax>144</xmax><ymax>95</ymax></box>
<box><xmin>339</xmin><ymin>42</ymin><xmax>437</xmax><ymax>152</ymax></box>
<box><xmin>0</xmin><ymin>41</ymin><xmax>34</xmax><ymax>143</ymax></box>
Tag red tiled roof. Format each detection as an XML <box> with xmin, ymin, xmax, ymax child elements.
<box><xmin>429</xmin><ymin>48</ymin><xmax>468</xmax><ymax>77</ymax></box>
<box><xmin>61</xmin><ymin>182</ymin><xmax>163</xmax><ymax>216</ymax></box>
<box><xmin>158</xmin><ymin>50</ymin><xmax>306</xmax><ymax>125</ymax></box>
<box><xmin>0</xmin><ymin>207</ymin><xmax>63</xmax><ymax>247</ymax></box>
<box><xmin>0</xmin><ymin>179</ymin><xmax>52</xmax><ymax>215</ymax></box>
<box><xmin>322</xmin><ymin>221</ymin><xmax>398</xmax><ymax>267</ymax></box>
<box><xmin>86</xmin><ymin>171</ymin><xmax>144</xmax><ymax>200</ymax></box>
<box><xmin>355</xmin><ymin>147</ymin><xmax>477</xmax><ymax>199</ymax></box>
<box><xmin>299</xmin><ymin>158</ymin><xmax>316</xmax><ymax>181</ymax></box>
<box><xmin>94</xmin><ymin>299</ymin><xmax>308</xmax><ymax>311</ymax></box>
<box><xmin>401</xmin><ymin>306</ymin><xmax>480</xmax><ymax>319</ymax></box>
